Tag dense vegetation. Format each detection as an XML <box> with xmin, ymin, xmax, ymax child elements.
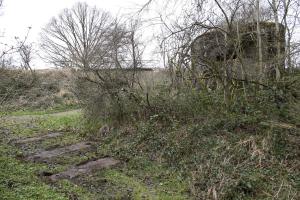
<box><xmin>0</xmin><ymin>0</ymin><xmax>300</xmax><ymax>199</ymax></box>
<box><xmin>78</xmin><ymin>70</ymin><xmax>299</xmax><ymax>199</ymax></box>
<box><xmin>1</xmin><ymin>69</ymin><xmax>299</xmax><ymax>199</ymax></box>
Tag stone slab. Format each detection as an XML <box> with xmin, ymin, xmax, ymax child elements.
<box><xmin>26</xmin><ymin>142</ymin><xmax>92</xmax><ymax>162</ymax></box>
<box><xmin>49</xmin><ymin>158</ymin><xmax>120</xmax><ymax>181</ymax></box>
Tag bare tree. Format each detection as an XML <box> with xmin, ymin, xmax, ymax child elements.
<box><xmin>281</xmin><ymin>0</ymin><xmax>300</xmax><ymax>71</ymax></box>
<box><xmin>141</xmin><ymin>0</ymin><xmax>300</xmax><ymax>105</ymax></box>
<box><xmin>0</xmin><ymin>27</ymin><xmax>32</xmax><ymax>68</ymax></box>
<box><xmin>0</xmin><ymin>1</ymin><xmax>35</xmax><ymax>106</ymax></box>
<box><xmin>154</xmin><ymin>0</ymin><xmax>250</xmax><ymax>105</ymax></box>
<box><xmin>40</xmin><ymin>2</ymin><xmax>146</xmax><ymax>121</ymax></box>
<box><xmin>16</xmin><ymin>36</ymin><xmax>34</xmax><ymax>72</ymax></box>
<box><xmin>40</xmin><ymin>2</ymin><xmax>114</xmax><ymax>70</ymax></box>
<box><xmin>267</xmin><ymin>0</ymin><xmax>282</xmax><ymax>81</ymax></box>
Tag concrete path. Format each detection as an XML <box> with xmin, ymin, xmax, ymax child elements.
<box><xmin>49</xmin><ymin>158</ymin><xmax>120</xmax><ymax>181</ymax></box>
<box><xmin>26</xmin><ymin>142</ymin><xmax>92</xmax><ymax>162</ymax></box>
<box><xmin>15</xmin><ymin>132</ymin><xmax>63</xmax><ymax>144</ymax></box>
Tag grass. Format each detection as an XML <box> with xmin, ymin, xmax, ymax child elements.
<box><xmin>123</xmin><ymin>157</ymin><xmax>190</xmax><ymax>198</ymax></box>
<box><xmin>103</xmin><ymin>163</ymin><xmax>190</xmax><ymax>199</ymax></box>
<box><xmin>1</xmin><ymin>83</ymin><xmax>299</xmax><ymax>199</ymax></box>
<box><xmin>1</xmin><ymin>109</ymin><xmax>83</xmax><ymax>138</ymax></box>
<box><xmin>0</xmin><ymin>144</ymin><xmax>68</xmax><ymax>200</ymax></box>
<box><xmin>0</xmin><ymin>109</ymin><xmax>94</xmax><ymax>199</ymax></box>
<box><xmin>0</xmin><ymin>107</ymin><xmax>193</xmax><ymax>199</ymax></box>
<box><xmin>37</xmin><ymin>111</ymin><xmax>83</xmax><ymax>131</ymax></box>
<box><xmin>0</xmin><ymin>104</ymin><xmax>79</xmax><ymax>117</ymax></box>
<box><xmin>105</xmin><ymin>170</ymin><xmax>157</xmax><ymax>199</ymax></box>
<box><xmin>0</xmin><ymin>142</ymin><xmax>101</xmax><ymax>200</ymax></box>
<box><xmin>93</xmin><ymin>112</ymin><xmax>299</xmax><ymax>199</ymax></box>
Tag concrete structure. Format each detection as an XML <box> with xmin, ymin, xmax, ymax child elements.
<box><xmin>191</xmin><ymin>22</ymin><xmax>285</xmax><ymax>81</ymax></box>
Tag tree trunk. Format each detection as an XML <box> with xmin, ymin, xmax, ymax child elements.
<box><xmin>283</xmin><ymin>0</ymin><xmax>292</xmax><ymax>71</ymax></box>
<box><xmin>256</xmin><ymin>0</ymin><xmax>264</xmax><ymax>87</ymax></box>
<box><xmin>236</xmin><ymin>21</ymin><xmax>247</xmax><ymax>98</ymax></box>
<box><xmin>272</xmin><ymin>0</ymin><xmax>282</xmax><ymax>81</ymax></box>
<box><xmin>131</xmin><ymin>31</ymin><xmax>137</xmax><ymax>88</ymax></box>
<box><xmin>223</xmin><ymin>32</ymin><xmax>232</xmax><ymax>106</ymax></box>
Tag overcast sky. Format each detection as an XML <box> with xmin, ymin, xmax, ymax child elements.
<box><xmin>0</xmin><ymin>0</ymin><xmax>151</xmax><ymax>68</ymax></box>
<box><xmin>1</xmin><ymin>1</ymin><xmax>299</xmax><ymax>69</ymax></box>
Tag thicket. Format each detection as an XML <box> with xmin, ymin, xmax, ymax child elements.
<box><xmin>73</xmin><ymin>66</ymin><xmax>299</xmax><ymax>199</ymax></box>
<box><xmin>78</xmin><ymin>69</ymin><xmax>299</xmax><ymax>126</ymax></box>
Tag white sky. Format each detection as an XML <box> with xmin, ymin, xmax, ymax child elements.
<box><xmin>0</xmin><ymin>0</ymin><xmax>151</xmax><ymax>69</ymax></box>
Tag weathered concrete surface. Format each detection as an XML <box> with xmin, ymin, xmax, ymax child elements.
<box><xmin>191</xmin><ymin>22</ymin><xmax>286</xmax><ymax>82</ymax></box>
<box><xmin>15</xmin><ymin>132</ymin><xmax>63</xmax><ymax>144</ymax></box>
<box><xmin>49</xmin><ymin>158</ymin><xmax>120</xmax><ymax>181</ymax></box>
<box><xmin>26</xmin><ymin>142</ymin><xmax>92</xmax><ymax>162</ymax></box>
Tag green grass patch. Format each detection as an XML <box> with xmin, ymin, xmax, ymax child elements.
<box><xmin>0</xmin><ymin>110</ymin><xmax>97</xmax><ymax>200</ymax></box>
<box><xmin>56</xmin><ymin>180</ymin><xmax>97</xmax><ymax>200</ymax></box>
<box><xmin>105</xmin><ymin>169</ymin><xmax>156</xmax><ymax>199</ymax></box>
<box><xmin>1</xmin><ymin>104</ymin><xmax>80</xmax><ymax>117</ymax></box>
<box><xmin>1</xmin><ymin>110</ymin><xmax>83</xmax><ymax>137</ymax></box>
<box><xmin>37</xmin><ymin>111</ymin><xmax>83</xmax><ymax>131</ymax></box>
<box><xmin>104</xmin><ymin>168</ymin><xmax>189</xmax><ymax>200</ymax></box>
<box><xmin>0</xmin><ymin>144</ymin><xmax>68</xmax><ymax>200</ymax></box>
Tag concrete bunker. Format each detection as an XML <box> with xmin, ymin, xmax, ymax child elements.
<box><xmin>191</xmin><ymin>22</ymin><xmax>285</xmax><ymax>81</ymax></box>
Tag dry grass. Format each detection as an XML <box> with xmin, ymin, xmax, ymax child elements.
<box><xmin>0</xmin><ymin>68</ymin><xmax>78</xmax><ymax>112</ymax></box>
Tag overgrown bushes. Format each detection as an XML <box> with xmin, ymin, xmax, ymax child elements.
<box><xmin>75</xmin><ymin>68</ymin><xmax>299</xmax><ymax>199</ymax></box>
<box><xmin>0</xmin><ymin>68</ymin><xmax>77</xmax><ymax>111</ymax></box>
<box><xmin>77</xmin><ymin>72</ymin><xmax>297</xmax><ymax>127</ymax></box>
<box><xmin>91</xmin><ymin>91</ymin><xmax>299</xmax><ymax>199</ymax></box>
